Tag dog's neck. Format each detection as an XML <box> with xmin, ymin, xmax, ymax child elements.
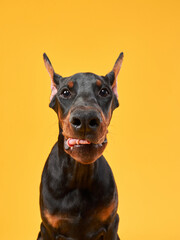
<box><xmin>57</xmin><ymin>128</ymin><xmax>97</xmax><ymax>189</ymax></box>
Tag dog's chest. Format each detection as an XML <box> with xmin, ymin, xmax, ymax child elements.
<box><xmin>41</xmin><ymin>150</ymin><xmax>118</xmax><ymax>238</ymax></box>
<box><xmin>42</xmin><ymin>186</ymin><xmax>117</xmax><ymax>232</ymax></box>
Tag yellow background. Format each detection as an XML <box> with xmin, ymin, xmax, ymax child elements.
<box><xmin>0</xmin><ymin>0</ymin><xmax>179</xmax><ymax>239</ymax></box>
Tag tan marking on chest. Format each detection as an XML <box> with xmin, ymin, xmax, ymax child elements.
<box><xmin>44</xmin><ymin>209</ymin><xmax>72</xmax><ymax>229</ymax></box>
<box><xmin>97</xmin><ymin>200</ymin><xmax>116</xmax><ymax>222</ymax></box>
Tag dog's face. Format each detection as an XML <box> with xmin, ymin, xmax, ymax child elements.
<box><xmin>43</xmin><ymin>53</ymin><xmax>123</xmax><ymax>164</ymax></box>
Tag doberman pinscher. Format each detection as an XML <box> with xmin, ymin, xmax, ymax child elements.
<box><xmin>37</xmin><ymin>52</ymin><xmax>124</xmax><ymax>240</ymax></box>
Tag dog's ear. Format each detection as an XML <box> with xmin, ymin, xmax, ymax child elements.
<box><xmin>43</xmin><ymin>53</ymin><xmax>62</xmax><ymax>101</ymax></box>
<box><xmin>105</xmin><ymin>52</ymin><xmax>124</xmax><ymax>99</ymax></box>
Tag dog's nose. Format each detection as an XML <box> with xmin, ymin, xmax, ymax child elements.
<box><xmin>88</xmin><ymin>117</ymin><xmax>100</xmax><ymax>129</ymax></box>
<box><xmin>70</xmin><ymin>110</ymin><xmax>101</xmax><ymax>132</ymax></box>
<box><xmin>70</xmin><ymin>117</ymin><xmax>82</xmax><ymax>128</ymax></box>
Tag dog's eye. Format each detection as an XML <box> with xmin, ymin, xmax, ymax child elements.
<box><xmin>60</xmin><ymin>89</ymin><xmax>71</xmax><ymax>98</ymax></box>
<box><xmin>99</xmin><ymin>88</ymin><xmax>110</xmax><ymax>97</ymax></box>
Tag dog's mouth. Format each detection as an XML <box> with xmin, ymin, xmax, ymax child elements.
<box><xmin>64</xmin><ymin>137</ymin><xmax>107</xmax><ymax>164</ymax></box>
<box><xmin>66</xmin><ymin>138</ymin><xmax>91</xmax><ymax>148</ymax></box>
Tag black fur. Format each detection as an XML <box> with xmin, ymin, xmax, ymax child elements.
<box><xmin>37</xmin><ymin>54</ymin><xmax>123</xmax><ymax>240</ymax></box>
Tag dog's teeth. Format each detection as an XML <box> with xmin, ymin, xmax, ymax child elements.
<box><xmin>71</xmin><ymin>147</ymin><xmax>73</xmax><ymax>150</ymax></box>
<box><xmin>64</xmin><ymin>144</ymin><xmax>70</xmax><ymax>150</ymax></box>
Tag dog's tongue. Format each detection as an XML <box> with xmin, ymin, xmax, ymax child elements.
<box><xmin>67</xmin><ymin>138</ymin><xmax>91</xmax><ymax>147</ymax></box>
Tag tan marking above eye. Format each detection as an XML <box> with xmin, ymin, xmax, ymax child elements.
<box><xmin>68</xmin><ymin>81</ymin><xmax>74</xmax><ymax>88</ymax></box>
<box><xmin>96</xmin><ymin>80</ymin><xmax>102</xmax><ymax>87</ymax></box>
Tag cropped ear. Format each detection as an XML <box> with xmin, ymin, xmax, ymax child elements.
<box><xmin>105</xmin><ymin>52</ymin><xmax>124</xmax><ymax>98</ymax></box>
<box><xmin>43</xmin><ymin>53</ymin><xmax>62</xmax><ymax>101</ymax></box>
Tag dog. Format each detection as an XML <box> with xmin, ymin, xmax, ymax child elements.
<box><xmin>37</xmin><ymin>52</ymin><xmax>124</xmax><ymax>240</ymax></box>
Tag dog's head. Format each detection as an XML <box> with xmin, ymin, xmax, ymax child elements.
<box><xmin>43</xmin><ymin>53</ymin><xmax>123</xmax><ymax>164</ymax></box>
